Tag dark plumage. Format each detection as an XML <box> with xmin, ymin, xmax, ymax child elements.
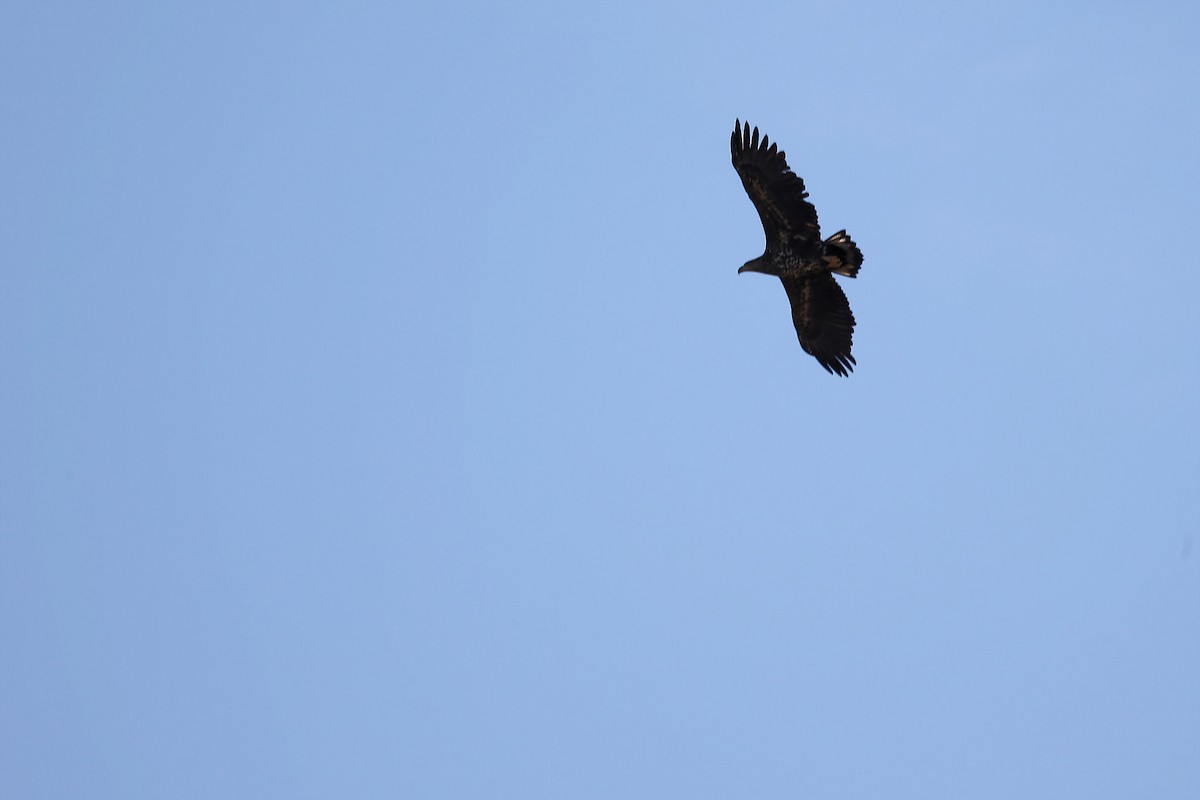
<box><xmin>731</xmin><ymin>119</ymin><xmax>863</xmax><ymax>376</ymax></box>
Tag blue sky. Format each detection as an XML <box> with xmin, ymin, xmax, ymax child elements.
<box><xmin>3</xmin><ymin>2</ymin><xmax>1198</xmax><ymax>798</ymax></box>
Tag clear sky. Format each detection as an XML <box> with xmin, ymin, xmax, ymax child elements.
<box><xmin>3</xmin><ymin>2</ymin><xmax>1198</xmax><ymax>798</ymax></box>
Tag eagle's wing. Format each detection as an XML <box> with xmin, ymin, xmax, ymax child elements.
<box><xmin>781</xmin><ymin>273</ymin><xmax>857</xmax><ymax>376</ymax></box>
<box><xmin>731</xmin><ymin>120</ymin><xmax>821</xmax><ymax>246</ymax></box>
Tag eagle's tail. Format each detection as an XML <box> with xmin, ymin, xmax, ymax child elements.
<box><xmin>823</xmin><ymin>230</ymin><xmax>863</xmax><ymax>278</ymax></box>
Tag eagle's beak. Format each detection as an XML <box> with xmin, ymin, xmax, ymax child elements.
<box><xmin>738</xmin><ymin>258</ymin><xmax>769</xmax><ymax>274</ymax></box>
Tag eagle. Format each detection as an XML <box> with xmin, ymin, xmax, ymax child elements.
<box><xmin>731</xmin><ymin>119</ymin><xmax>863</xmax><ymax>376</ymax></box>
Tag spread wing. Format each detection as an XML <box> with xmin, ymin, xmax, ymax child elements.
<box><xmin>731</xmin><ymin>119</ymin><xmax>821</xmax><ymax>246</ymax></box>
<box><xmin>782</xmin><ymin>274</ymin><xmax>857</xmax><ymax>376</ymax></box>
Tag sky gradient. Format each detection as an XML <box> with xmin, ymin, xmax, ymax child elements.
<box><xmin>3</xmin><ymin>2</ymin><xmax>1199</xmax><ymax>798</ymax></box>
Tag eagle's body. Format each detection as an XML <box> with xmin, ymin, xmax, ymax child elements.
<box><xmin>731</xmin><ymin>119</ymin><xmax>863</xmax><ymax>376</ymax></box>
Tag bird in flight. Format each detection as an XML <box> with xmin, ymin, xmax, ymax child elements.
<box><xmin>731</xmin><ymin>119</ymin><xmax>863</xmax><ymax>376</ymax></box>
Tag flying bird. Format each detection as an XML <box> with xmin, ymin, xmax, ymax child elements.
<box><xmin>731</xmin><ymin>119</ymin><xmax>863</xmax><ymax>376</ymax></box>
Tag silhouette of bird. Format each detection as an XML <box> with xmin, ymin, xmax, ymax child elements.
<box><xmin>731</xmin><ymin>119</ymin><xmax>863</xmax><ymax>376</ymax></box>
